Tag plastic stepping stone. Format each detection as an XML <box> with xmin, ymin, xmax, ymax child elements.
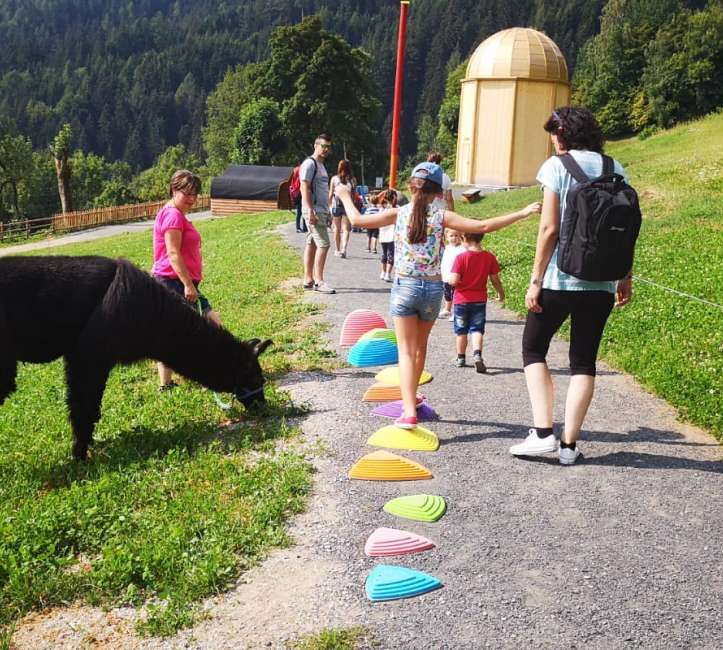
<box><xmin>347</xmin><ymin>338</ymin><xmax>398</xmax><ymax>367</ymax></box>
<box><xmin>365</xmin><ymin>565</ymin><xmax>442</xmax><ymax>601</ymax></box>
<box><xmin>367</xmin><ymin>425</ymin><xmax>440</xmax><ymax>452</ymax></box>
<box><xmin>340</xmin><ymin>309</ymin><xmax>387</xmax><ymax>346</ymax></box>
<box><xmin>363</xmin><ymin>384</ymin><xmax>423</xmax><ymax>403</ymax></box>
<box><xmin>364</xmin><ymin>527</ymin><xmax>435</xmax><ymax>557</ymax></box>
<box><xmin>359</xmin><ymin>328</ymin><xmax>397</xmax><ymax>345</ymax></box>
<box><xmin>372</xmin><ymin>400</ymin><xmax>438</xmax><ymax>421</ymax></box>
<box><xmin>348</xmin><ymin>451</ymin><xmax>432</xmax><ymax>481</ymax></box>
<box><xmin>375</xmin><ymin>366</ymin><xmax>433</xmax><ymax>386</ymax></box>
<box><xmin>383</xmin><ymin>494</ymin><xmax>447</xmax><ymax>522</ymax></box>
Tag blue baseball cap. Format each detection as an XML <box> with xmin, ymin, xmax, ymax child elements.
<box><xmin>410</xmin><ymin>161</ymin><xmax>444</xmax><ymax>187</ymax></box>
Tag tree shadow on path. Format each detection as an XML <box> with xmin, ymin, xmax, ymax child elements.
<box><xmin>441</xmin><ymin>422</ymin><xmax>720</xmax><ymax>451</ymax></box>
<box><xmin>517</xmin><ymin>451</ymin><xmax>723</xmax><ymax>473</ymax></box>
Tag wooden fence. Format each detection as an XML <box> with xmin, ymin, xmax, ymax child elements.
<box><xmin>0</xmin><ymin>196</ymin><xmax>210</xmax><ymax>243</ymax></box>
<box><xmin>52</xmin><ymin>195</ymin><xmax>210</xmax><ymax>232</ymax></box>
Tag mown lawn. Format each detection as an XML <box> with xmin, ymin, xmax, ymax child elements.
<box><xmin>0</xmin><ymin>212</ymin><xmax>334</xmax><ymax>637</ymax></box>
<box><xmin>457</xmin><ymin>111</ymin><xmax>723</xmax><ymax>441</ymax></box>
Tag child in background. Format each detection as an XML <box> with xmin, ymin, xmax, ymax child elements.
<box><xmin>377</xmin><ymin>189</ymin><xmax>398</xmax><ymax>282</ymax></box>
<box><xmin>448</xmin><ymin>232</ymin><xmax>504</xmax><ymax>373</ymax></box>
<box><xmin>439</xmin><ymin>229</ymin><xmax>463</xmax><ymax>319</ymax></box>
<box><xmin>364</xmin><ymin>190</ymin><xmax>392</xmax><ymax>259</ymax></box>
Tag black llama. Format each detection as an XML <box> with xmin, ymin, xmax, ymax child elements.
<box><xmin>0</xmin><ymin>255</ymin><xmax>272</xmax><ymax>460</ymax></box>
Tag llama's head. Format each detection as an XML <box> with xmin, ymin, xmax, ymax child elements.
<box><xmin>235</xmin><ymin>338</ymin><xmax>273</xmax><ymax>410</ymax></box>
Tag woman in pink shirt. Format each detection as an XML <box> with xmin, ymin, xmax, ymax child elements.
<box><xmin>152</xmin><ymin>169</ymin><xmax>221</xmax><ymax>390</ymax></box>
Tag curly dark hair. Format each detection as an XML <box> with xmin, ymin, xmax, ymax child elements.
<box><xmin>543</xmin><ymin>106</ymin><xmax>604</xmax><ymax>153</ymax></box>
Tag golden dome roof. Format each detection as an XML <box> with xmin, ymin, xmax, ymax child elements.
<box><xmin>466</xmin><ymin>27</ymin><xmax>568</xmax><ymax>82</ymax></box>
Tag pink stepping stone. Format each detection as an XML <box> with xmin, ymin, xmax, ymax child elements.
<box><xmin>364</xmin><ymin>527</ymin><xmax>436</xmax><ymax>557</ymax></box>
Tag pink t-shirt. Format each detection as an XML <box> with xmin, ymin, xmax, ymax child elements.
<box><xmin>151</xmin><ymin>206</ymin><xmax>203</xmax><ymax>281</ymax></box>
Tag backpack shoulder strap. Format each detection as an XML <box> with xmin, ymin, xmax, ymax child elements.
<box><xmin>306</xmin><ymin>156</ymin><xmax>317</xmax><ymax>200</ymax></box>
<box><xmin>557</xmin><ymin>153</ymin><xmax>589</xmax><ymax>184</ymax></box>
<box><xmin>601</xmin><ymin>154</ymin><xmax>614</xmax><ymax>176</ymax></box>
<box><xmin>307</xmin><ymin>156</ymin><xmax>317</xmax><ymax>182</ymax></box>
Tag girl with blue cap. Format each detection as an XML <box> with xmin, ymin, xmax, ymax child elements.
<box><xmin>335</xmin><ymin>162</ymin><xmax>540</xmax><ymax>429</ymax></box>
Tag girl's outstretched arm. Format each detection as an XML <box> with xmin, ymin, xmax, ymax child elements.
<box><xmin>443</xmin><ymin>202</ymin><xmax>541</xmax><ymax>234</ymax></box>
<box><xmin>335</xmin><ymin>184</ymin><xmax>397</xmax><ymax>228</ymax></box>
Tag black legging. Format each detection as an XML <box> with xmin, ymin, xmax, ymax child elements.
<box><xmin>381</xmin><ymin>242</ymin><xmax>394</xmax><ymax>265</ymax></box>
<box><xmin>522</xmin><ymin>289</ymin><xmax>614</xmax><ymax>376</ymax></box>
<box><xmin>295</xmin><ymin>200</ymin><xmax>307</xmax><ymax>232</ymax></box>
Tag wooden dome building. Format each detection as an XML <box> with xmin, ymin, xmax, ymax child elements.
<box><xmin>455</xmin><ymin>27</ymin><xmax>570</xmax><ymax>187</ymax></box>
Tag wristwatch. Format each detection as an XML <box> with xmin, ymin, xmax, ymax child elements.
<box><xmin>530</xmin><ymin>277</ymin><xmax>543</xmax><ymax>287</ymax></box>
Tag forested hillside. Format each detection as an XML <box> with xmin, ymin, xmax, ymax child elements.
<box><xmin>1</xmin><ymin>0</ymin><xmax>721</xmax><ymax>222</ymax></box>
<box><xmin>0</xmin><ymin>0</ymin><xmax>604</xmax><ymax>170</ymax></box>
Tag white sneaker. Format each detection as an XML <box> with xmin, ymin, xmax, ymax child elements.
<box><xmin>438</xmin><ymin>309</ymin><xmax>450</xmax><ymax>319</ymax></box>
<box><xmin>509</xmin><ymin>429</ymin><xmax>558</xmax><ymax>456</ymax></box>
<box><xmin>314</xmin><ymin>281</ymin><xmax>336</xmax><ymax>294</ymax></box>
<box><xmin>559</xmin><ymin>445</ymin><xmax>581</xmax><ymax>465</ymax></box>
<box><xmin>380</xmin><ymin>272</ymin><xmax>386</xmax><ymax>280</ymax></box>
<box><xmin>334</xmin><ymin>250</ymin><xmax>342</xmax><ymax>257</ymax></box>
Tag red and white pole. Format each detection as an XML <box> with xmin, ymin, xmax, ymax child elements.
<box><xmin>389</xmin><ymin>0</ymin><xmax>410</xmax><ymax>189</ymax></box>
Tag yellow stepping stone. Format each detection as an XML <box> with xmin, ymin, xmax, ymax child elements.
<box><xmin>375</xmin><ymin>366</ymin><xmax>433</xmax><ymax>386</ymax></box>
<box><xmin>348</xmin><ymin>451</ymin><xmax>433</xmax><ymax>481</ymax></box>
<box><xmin>367</xmin><ymin>425</ymin><xmax>440</xmax><ymax>452</ymax></box>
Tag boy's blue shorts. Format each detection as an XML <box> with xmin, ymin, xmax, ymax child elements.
<box><xmin>453</xmin><ymin>301</ymin><xmax>487</xmax><ymax>335</ymax></box>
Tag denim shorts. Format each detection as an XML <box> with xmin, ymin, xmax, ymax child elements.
<box><xmin>154</xmin><ymin>275</ymin><xmax>212</xmax><ymax>315</ymax></box>
<box><xmin>453</xmin><ymin>301</ymin><xmax>487</xmax><ymax>335</ymax></box>
<box><xmin>390</xmin><ymin>277</ymin><xmax>444</xmax><ymax>321</ymax></box>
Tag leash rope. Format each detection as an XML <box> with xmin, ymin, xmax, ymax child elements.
<box><xmin>495</xmin><ymin>235</ymin><xmax>723</xmax><ymax>311</ymax></box>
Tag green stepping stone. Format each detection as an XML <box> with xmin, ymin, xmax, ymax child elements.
<box><xmin>359</xmin><ymin>328</ymin><xmax>397</xmax><ymax>345</ymax></box>
<box><xmin>383</xmin><ymin>494</ymin><xmax>447</xmax><ymax>522</ymax></box>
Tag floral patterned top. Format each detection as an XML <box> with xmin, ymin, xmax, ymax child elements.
<box><xmin>394</xmin><ymin>202</ymin><xmax>445</xmax><ymax>278</ymax></box>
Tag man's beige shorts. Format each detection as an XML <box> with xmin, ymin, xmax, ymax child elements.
<box><xmin>303</xmin><ymin>210</ymin><xmax>331</xmax><ymax>248</ymax></box>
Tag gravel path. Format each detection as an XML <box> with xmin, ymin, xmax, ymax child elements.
<box><xmin>271</xmin><ymin>224</ymin><xmax>723</xmax><ymax>649</ymax></box>
<box><xmin>10</xmin><ymin>220</ymin><xmax>723</xmax><ymax>649</ymax></box>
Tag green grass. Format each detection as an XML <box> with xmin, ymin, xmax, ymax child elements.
<box><xmin>288</xmin><ymin>627</ymin><xmax>374</xmax><ymax>650</ymax></box>
<box><xmin>457</xmin><ymin>111</ymin><xmax>723</xmax><ymax>440</ymax></box>
<box><xmin>0</xmin><ymin>212</ymin><xmax>336</xmax><ymax>637</ymax></box>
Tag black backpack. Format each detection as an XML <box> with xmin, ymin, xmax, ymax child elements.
<box><xmin>556</xmin><ymin>153</ymin><xmax>642</xmax><ymax>281</ymax></box>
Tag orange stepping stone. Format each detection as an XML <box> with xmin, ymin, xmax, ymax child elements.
<box><xmin>362</xmin><ymin>383</ymin><xmax>423</xmax><ymax>403</ymax></box>
<box><xmin>348</xmin><ymin>451</ymin><xmax>433</xmax><ymax>481</ymax></box>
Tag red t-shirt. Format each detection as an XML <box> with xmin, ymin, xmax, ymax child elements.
<box><xmin>451</xmin><ymin>250</ymin><xmax>500</xmax><ymax>304</ymax></box>
<box><xmin>151</xmin><ymin>206</ymin><xmax>203</xmax><ymax>282</ymax></box>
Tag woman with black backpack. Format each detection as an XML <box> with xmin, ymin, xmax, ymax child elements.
<box><xmin>510</xmin><ymin>106</ymin><xmax>639</xmax><ymax>465</ymax></box>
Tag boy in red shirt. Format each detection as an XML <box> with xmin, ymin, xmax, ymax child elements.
<box><xmin>448</xmin><ymin>232</ymin><xmax>504</xmax><ymax>373</ymax></box>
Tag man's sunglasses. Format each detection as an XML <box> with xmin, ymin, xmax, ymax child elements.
<box><xmin>316</xmin><ymin>143</ymin><xmax>332</xmax><ymax>150</ymax></box>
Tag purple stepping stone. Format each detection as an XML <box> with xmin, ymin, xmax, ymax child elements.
<box><xmin>372</xmin><ymin>400</ymin><xmax>439</xmax><ymax>421</ymax></box>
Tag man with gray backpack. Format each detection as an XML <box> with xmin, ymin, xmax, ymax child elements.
<box><xmin>510</xmin><ymin>106</ymin><xmax>641</xmax><ymax>465</ymax></box>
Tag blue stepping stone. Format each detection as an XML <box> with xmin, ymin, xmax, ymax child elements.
<box><xmin>365</xmin><ymin>564</ymin><xmax>442</xmax><ymax>602</ymax></box>
<box><xmin>348</xmin><ymin>338</ymin><xmax>398</xmax><ymax>368</ymax></box>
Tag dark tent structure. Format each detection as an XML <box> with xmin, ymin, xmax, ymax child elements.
<box><xmin>210</xmin><ymin>165</ymin><xmax>293</xmax><ymax>216</ymax></box>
